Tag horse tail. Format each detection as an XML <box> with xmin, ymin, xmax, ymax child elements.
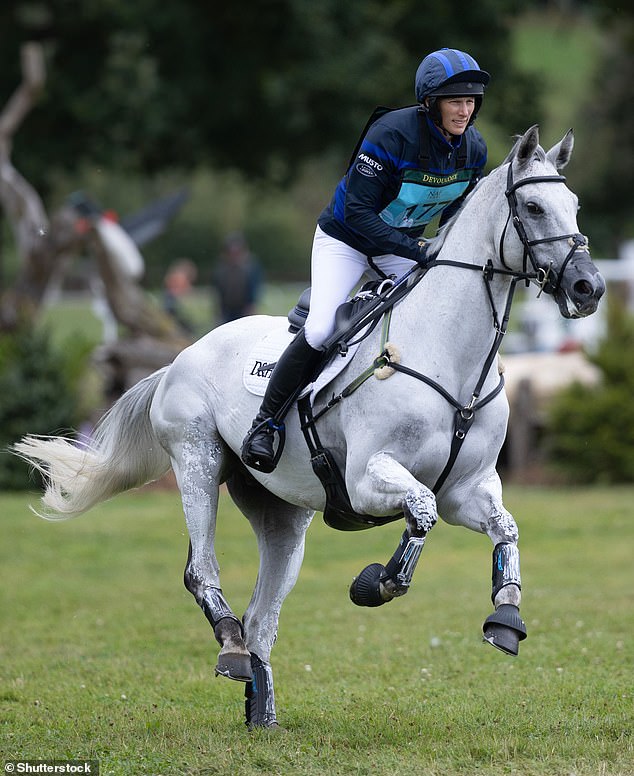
<box><xmin>12</xmin><ymin>367</ymin><xmax>171</xmax><ymax>521</ymax></box>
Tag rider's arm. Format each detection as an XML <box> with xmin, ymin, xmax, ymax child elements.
<box><xmin>337</xmin><ymin>127</ymin><xmax>429</xmax><ymax>265</ymax></box>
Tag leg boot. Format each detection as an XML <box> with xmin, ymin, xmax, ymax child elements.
<box><xmin>241</xmin><ymin>330</ymin><xmax>321</xmax><ymax>472</ymax></box>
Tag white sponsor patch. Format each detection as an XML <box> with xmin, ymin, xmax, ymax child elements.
<box><xmin>242</xmin><ymin>324</ymin><xmax>365</xmax><ymax>398</ymax></box>
<box><xmin>243</xmin><ymin>327</ymin><xmax>294</xmax><ymax>396</ymax></box>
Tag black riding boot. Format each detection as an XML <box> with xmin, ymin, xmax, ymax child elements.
<box><xmin>241</xmin><ymin>330</ymin><xmax>321</xmax><ymax>473</ymax></box>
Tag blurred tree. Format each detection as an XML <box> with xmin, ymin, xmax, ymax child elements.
<box><xmin>572</xmin><ymin>2</ymin><xmax>634</xmax><ymax>254</ymax></box>
<box><xmin>0</xmin><ymin>0</ymin><xmax>536</xmax><ymax>191</ymax></box>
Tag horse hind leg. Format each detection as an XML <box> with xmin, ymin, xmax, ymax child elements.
<box><xmin>183</xmin><ymin>542</ymin><xmax>252</xmax><ymax>682</ymax></box>
<box><xmin>154</xmin><ymin>384</ymin><xmax>252</xmax><ymax>683</ymax></box>
<box><xmin>226</xmin><ymin>467</ymin><xmax>314</xmax><ymax>729</ymax></box>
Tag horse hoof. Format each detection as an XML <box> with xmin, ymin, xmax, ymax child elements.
<box><xmin>215</xmin><ymin>652</ymin><xmax>253</xmax><ymax>682</ymax></box>
<box><xmin>247</xmin><ymin>720</ymin><xmax>285</xmax><ymax>733</ymax></box>
<box><xmin>350</xmin><ymin>563</ymin><xmax>389</xmax><ymax>607</ymax></box>
<box><xmin>482</xmin><ymin>604</ymin><xmax>527</xmax><ymax>656</ymax></box>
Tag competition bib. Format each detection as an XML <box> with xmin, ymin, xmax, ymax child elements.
<box><xmin>379</xmin><ymin>168</ymin><xmax>472</xmax><ymax>229</ymax></box>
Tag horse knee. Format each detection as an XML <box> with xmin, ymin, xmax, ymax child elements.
<box><xmin>404</xmin><ymin>486</ymin><xmax>437</xmax><ymax>534</ymax></box>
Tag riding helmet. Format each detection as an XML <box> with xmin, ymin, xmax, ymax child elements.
<box><xmin>415</xmin><ymin>48</ymin><xmax>490</xmax><ymax>125</ymax></box>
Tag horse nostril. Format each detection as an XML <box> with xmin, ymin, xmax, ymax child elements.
<box><xmin>573</xmin><ymin>279</ymin><xmax>595</xmax><ymax>298</ymax></box>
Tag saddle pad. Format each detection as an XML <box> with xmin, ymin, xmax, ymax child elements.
<box><xmin>242</xmin><ymin>324</ymin><xmax>363</xmax><ymax>398</ymax></box>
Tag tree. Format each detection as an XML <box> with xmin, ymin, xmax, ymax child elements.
<box><xmin>0</xmin><ymin>0</ymin><xmax>536</xmax><ymax>191</ymax></box>
<box><xmin>573</xmin><ymin>3</ymin><xmax>634</xmax><ymax>254</ymax></box>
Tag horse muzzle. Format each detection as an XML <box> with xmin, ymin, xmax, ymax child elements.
<box><xmin>554</xmin><ymin>252</ymin><xmax>606</xmax><ymax>319</ymax></box>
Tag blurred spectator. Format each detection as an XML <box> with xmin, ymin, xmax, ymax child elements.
<box><xmin>212</xmin><ymin>231</ymin><xmax>262</xmax><ymax>324</ymax></box>
<box><xmin>162</xmin><ymin>258</ymin><xmax>198</xmax><ymax>336</ymax></box>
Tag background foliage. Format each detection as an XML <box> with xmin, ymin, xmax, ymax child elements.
<box><xmin>1</xmin><ymin>1</ymin><xmax>633</xmax><ymax>484</ymax></box>
<box><xmin>0</xmin><ymin>325</ymin><xmax>90</xmax><ymax>489</ymax></box>
<box><xmin>546</xmin><ymin>302</ymin><xmax>634</xmax><ymax>483</ymax></box>
<box><xmin>1</xmin><ymin>0</ymin><xmax>632</xmax><ymax>285</ymax></box>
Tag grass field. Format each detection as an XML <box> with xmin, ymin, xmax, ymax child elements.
<box><xmin>1</xmin><ymin>484</ymin><xmax>632</xmax><ymax>775</ymax></box>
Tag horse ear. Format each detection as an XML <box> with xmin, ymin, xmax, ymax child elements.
<box><xmin>514</xmin><ymin>125</ymin><xmax>540</xmax><ymax>168</ymax></box>
<box><xmin>546</xmin><ymin>128</ymin><xmax>574</xmax><ymax>171</ymax></box>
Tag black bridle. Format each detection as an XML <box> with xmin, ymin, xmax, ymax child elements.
<box><xmin>500</xmin><ymin>162</ymin><xmax>589</xmax><ymax>296</ymax></box>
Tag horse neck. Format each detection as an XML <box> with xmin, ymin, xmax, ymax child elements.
<box><xmin>395</xmin><ymin>176</ymin><xmax>513</xmax><ymax>380</ymax></box>
<box><xmin>423</xmin><ymin>176</ymin><xmax>511</xmax><ymax>324</ymax></box>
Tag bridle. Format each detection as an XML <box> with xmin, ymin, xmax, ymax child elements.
<box><xmin>499</xmin><ymin>161</ymin><xmax>589</xmax><ymax>296</ymax></box>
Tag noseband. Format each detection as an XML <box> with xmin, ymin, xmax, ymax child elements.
<box><xmin>500</xmin><ymin>162</ymin><xmax>589</xmax><ymax>295</ymax></box>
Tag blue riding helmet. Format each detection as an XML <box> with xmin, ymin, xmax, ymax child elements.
<box><xmin>415</xmin><ymin>48</ymin><xmax>490</xmax><ymax>125</ymax></box>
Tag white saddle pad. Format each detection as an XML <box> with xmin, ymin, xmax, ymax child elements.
<box><xmin>242</xmin><ymin>324</ymin><xmax>363</xmax><ymax>399</ymax></box>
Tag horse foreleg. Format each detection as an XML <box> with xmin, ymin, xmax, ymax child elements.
<box><xmin>348</xmin><ymin>452</ymin><xmax>438</xmax><ymax>607</ymax></box>
<box><xmin>227</xmin><ymin>469</ymin><xmax>314</xmax><ymax>729</ymax></box>
<box><xmin>446</xmin><ymin>472</ymin><xmax>527</xmax><ymax>655</ymax></box>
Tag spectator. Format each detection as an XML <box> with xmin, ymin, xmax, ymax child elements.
<box><xmin>212</xmin><ymin>232</ymin><xmax>262</xmax><ymax>324</ymax></box>
<box><xmin>162</xmin><ymin>258</ymin><xmax>198</xmax><ymax>336</ymax></box>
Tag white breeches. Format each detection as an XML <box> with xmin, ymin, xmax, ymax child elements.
<box><xmin>304</xmin><ymin>226</ymin><xmax>417</xmax><ymax>348</ymax></box>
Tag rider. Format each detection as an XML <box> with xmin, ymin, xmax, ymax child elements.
<box><xmin>241</xmin><ymin>47</ymin><xmax>490</xmax><ymax>472</ymax></box>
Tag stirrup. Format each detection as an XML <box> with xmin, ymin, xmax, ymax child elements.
<box><xmin>241</xmin><ymin>418</ymin><xmax>286</xmax><ymax>473</ymax></box>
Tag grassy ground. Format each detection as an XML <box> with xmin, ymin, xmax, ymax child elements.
<box><xmin>1</xmin><ymin>484</ymin><xmax>632</xmax><ymax>775</ymax></box>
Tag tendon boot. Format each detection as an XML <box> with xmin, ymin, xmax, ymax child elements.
<box><xmin>241</xmin><ymin>330</ymin><xmax>321</xmax><ymax>473</ymax></box>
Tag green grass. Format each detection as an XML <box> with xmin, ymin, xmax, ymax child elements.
<box><xmin>1</xmin><ymin>485</ymin><xmax>632</xmax><ymax>775</ymax></box>
<box><xmin>38</xmin><ymin>283</ymin><xmax>307</xmax><ymax>349</ymax></box>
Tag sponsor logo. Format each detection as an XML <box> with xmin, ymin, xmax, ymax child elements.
<box><xmin>250</xmin><ymin>360</ymin><xmax>275</xmax><ymax>378</ymax></box>
<box><xmin>420</xmin><ymin>172</ymin><xmax>459</xmax><ymax>185</ymax></box>
<box><xmin>356</xmin><ymin>162</ymin><xmax>377</xmax><ymax>177</ymax></box>
<box><xmin>358</xmin><ymin>153</ymin><xmax>383</xmax><ymax>171</ymax></box>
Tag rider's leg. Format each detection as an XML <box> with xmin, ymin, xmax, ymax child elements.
<box><xmin>241</xmin><ymin>329</ymin><xmax>322</xmax><ymax>472</ymax></box>
<box><xmin>241</xmin><ymin>227</ymin><xmax>367</xmax><ymax>472</ymax></box>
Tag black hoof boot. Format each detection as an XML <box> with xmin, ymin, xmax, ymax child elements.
<box><xmin>350</xmin><ymin>563</ymin><xmax>389</xmax><ymax>607</ymax></box>
<box><xmin>482</xmin><ymin>604</ymin><xmax>527</xmax><ymax>656</ymax></box>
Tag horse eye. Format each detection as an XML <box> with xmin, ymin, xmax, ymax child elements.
<box><xmin>526</xmin><ymin>201</ymin><xmax>543</xmax><ymax>215</ymax></box>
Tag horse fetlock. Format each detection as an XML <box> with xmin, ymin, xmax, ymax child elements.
<box><xmin>380</xmin><ymin>577</ymin><xmax>409</xmax><ymax>599</ymax></box>
<box><xmin>382</xmin><ymin>530</ymin><xmax>426</xmax><ymax>592</ymax></box>
<box><xmin>494</xmin><ymin>583</ymin><xmax>521</xmax><ymax>608</ymax></box>
<box><xmin>198</xmin><ymin>586</ymin><xmax>237</xmax><ymax>631</ymax></box>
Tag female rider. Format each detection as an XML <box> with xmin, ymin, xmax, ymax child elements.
<box><xmin>242</xmin><ymin>47</ymin><xmax>490</xmax><ymax>472</ymax></box>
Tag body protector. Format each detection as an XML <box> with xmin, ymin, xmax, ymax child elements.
<box><xmin>318</xmin><ymin>106</ymin><xmax>487</xmax><ymax>262</ymax></box>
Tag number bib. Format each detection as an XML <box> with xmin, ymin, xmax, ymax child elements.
<box><xmin>379</xmin><ymin>168</ymin><xmax>473</xmax><ymax>229</ymax></box>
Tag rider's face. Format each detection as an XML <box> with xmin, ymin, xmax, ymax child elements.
<box><xmin>437</xmin><ymin>97</ymin><xmax>475</xmax><ymax>136</ymax></box>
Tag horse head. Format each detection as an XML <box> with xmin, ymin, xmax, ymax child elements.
<box><xmin>502</xmin><ymin>125</ymin><xmax>605</xmax><ymax>318</ymax></box>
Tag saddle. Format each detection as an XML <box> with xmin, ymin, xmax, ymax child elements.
<box><xmin>285</xmin><ymin>278</ymin><xmax>417</xmax><ymax>531</ymax></box>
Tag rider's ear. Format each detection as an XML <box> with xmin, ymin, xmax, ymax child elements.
<box><xmin>546</xmin><ymin>129</ymin><xmax>574</xmax><ymax>171</ymax></box>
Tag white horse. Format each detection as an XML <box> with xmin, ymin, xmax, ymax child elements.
<box><xmin>13</xmin><ymin>126</ymin><xmax>605</xmax><ymax>729</ymax></box>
